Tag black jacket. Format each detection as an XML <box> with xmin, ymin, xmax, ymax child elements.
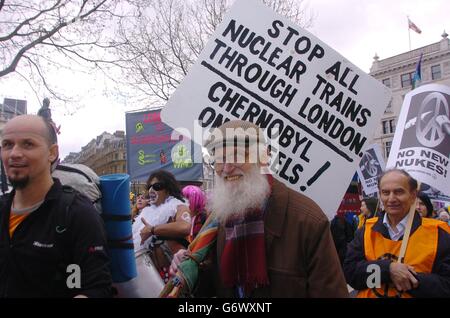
<box><xmin>0</xmin><ymin>179</ymin><xmax>112</xmax><ymax>297</ymax></box>
<box><xmin>344</xmin><ymin>211</ymin><xmax>450</xmax><ymax>297</ymax></box>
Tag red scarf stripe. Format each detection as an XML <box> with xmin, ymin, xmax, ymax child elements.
<box><xmin>189</xmin><ymin>229</ymin><xmax>218</xmax><ymax>252</ymax></box>
<box><xmin>224</xmin><ymin>221</ymin><xmax>265</xmax><ymax>239</ymax></box>
<box><xmin>220</xmin><ymin>175</ymin><xmax>272</xmax><ymax>296</ymax></box>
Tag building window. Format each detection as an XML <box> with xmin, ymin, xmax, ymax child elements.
<box><xmin>401</xmin><ymin>72</ymin><xmax>415</xmax><ymax>88</ymax></box>
<box><xmin>382</xmin><ymin>119</ymin><xmax>395</xmax><ymax>134</ymax></box>
<box><xmin>382</xmin><ymin>78</ymin><xmax>391</xmax><ymax>88</ymax></box>
<box><xmin>385</xmin><ymin>141</ymin><xmax>392</xmax><ymax>158</ymax></box>
<box><xmin>431</xmin><ymin>65</ymin><xmax>441</xmax><ymax>80</ymax></box>
<box><xmin>115</xmin><ymin>153</ymin><xmax>119</xmax><ymax>160</ymax></box>
<box><xmin>384</xmin><ymin>99</ymin><xmax>393</xmax><ymax>113</ymax></box>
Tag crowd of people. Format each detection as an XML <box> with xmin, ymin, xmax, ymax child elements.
<box><xmin>1</xmin><ymin>114</ymin><xmax>449</xmax><ymax>298</ymax></box>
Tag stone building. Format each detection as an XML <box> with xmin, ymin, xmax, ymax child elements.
<box><xmin>369</xmin><ymin>32</ymin><xmax>450</xmax><ymax>160</ymax></box>
<box><xmin>62</xmin><ymin>130</ymin><xmax>127</xmax><ymax>176</ymax></box>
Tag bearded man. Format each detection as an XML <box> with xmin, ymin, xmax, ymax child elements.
<box><xmin>0</xmin><ymin>115</ymin><xmax>111</xmax><ymax>297</ymax></box>
<box><xmin>164</xmin><ymin>120</ymin><xmax>347</xmax><ymax>298</ymax></box>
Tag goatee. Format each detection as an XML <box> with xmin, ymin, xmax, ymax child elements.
<box><xmin>10</xmin><ymin>176</ymin><xmax>29</xmax><ymax>190</ymax></box>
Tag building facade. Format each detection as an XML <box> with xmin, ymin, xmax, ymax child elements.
<box><xmin>63</xmin><ymin>130</ymin><xmax>127</xmax><ymax>176</ymax></box>
<box><xmin>0</xmin><ymin>98</ymin><xmax>27</xmax><ymax>134</ymax></box>
<box><xmin>369</xmin><ymin>32</ymin><xmax>450</xmax><ymax>161</ymax></box>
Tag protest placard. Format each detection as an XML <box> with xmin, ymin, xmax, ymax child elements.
<box><xmin>161</xmin><ymin>0</ymin><xmax>391</xmax><ymax>217</ymax></box>
<box><xmin>387</xmin><ymin>84</ymin><xmax>450</xmax><ymax>195</ymax></box>
<box><xmin>357</xmin><ymin>143</ymin><xmax>385</xmax><ymax>196</ymax></box>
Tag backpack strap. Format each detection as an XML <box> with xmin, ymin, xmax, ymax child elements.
<box><xmin>54</xmin><ymin>186</ymin><xmax>77</xmax><ymax>265</ymax></box>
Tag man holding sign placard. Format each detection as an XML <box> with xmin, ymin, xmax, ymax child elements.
<box><xmin>160</xmin><ymin>0</ymin><xmax>391</xmax><ymax>220</ymax></box>
<box><xmin>344</xmin><ymin>169</ymin><xmax>450</xmax><ymax>298</ymax></box>
<box><xmin>164</xmin><ymin>120</ymin><xmax>348</xmax><ymax>297</ymax></box>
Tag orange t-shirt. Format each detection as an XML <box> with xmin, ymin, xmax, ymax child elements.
<box><xmin>9</xmin><ymin>212</ymin><xmax>30</xmax><ymax>238</ymax></box>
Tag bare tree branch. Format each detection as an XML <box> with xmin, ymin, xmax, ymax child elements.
<box><xmin>114</xmin><ymin>0</ymin><xmax>314</xmax><ymax>106</ymax></box>
<box><xmin>0</xmin><ymin>0</ymin><xmax>63</xmax><ymax>42</ymax></box>
<box><xmin>23</xmin><ymin>54</ymin><xmax>67</xmax><ymax>101</ymax></box>
<box><xmin>0</xmin><ymin>0</ymin><xmax>108</xmax><ymax>77</ymax></box>
<box><xmin>0</xmin><ymin>0</ymin><xmax>141</xmax><ymax>108</ymax></box>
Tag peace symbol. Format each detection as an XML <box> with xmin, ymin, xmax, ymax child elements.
<box><xmin>416</xmin><ymin>92</ymin><xmax>449</xmax><ymax>147</ymax></box>
<box><xmin>361</xmin><ymin>152</ymin><xmax>379</xmax><ymax>177</ymax></box>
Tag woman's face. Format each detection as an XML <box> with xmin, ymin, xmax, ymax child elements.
<box><xmin>136</xmin><ymin>195</ymin><xmax>149</xmax><ymax>210</ymax></box>
<box><xmin>361</xmin><ymin>201</ymin><xmax>370</xmax><ymax>216</ymax></box>
<box><xmin>416</xmin><ymin>198</ymin><xmax>428</xmax><ymax>217</ymax></box>
<box><xmin>148</xmin><ymin>177</ymin><xmax>168</xmax><ymax>206</ymax></box>
<box><xmin>439</xmin><ymin>213</ymin><xmax>449</xmax><ymax>222</ymax></box>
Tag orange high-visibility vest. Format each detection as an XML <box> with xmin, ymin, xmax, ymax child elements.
<box><xmin>357</xmin><ymin>217</ymin><xmax>450</xmax><ymax>298</ymax></box>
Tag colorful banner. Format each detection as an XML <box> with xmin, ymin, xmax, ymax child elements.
<box><xmin>125</xmin><ymin>109</ymin><xmax>203</xmax><ymax>182</ymax></box>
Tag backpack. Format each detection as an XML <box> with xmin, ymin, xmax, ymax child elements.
<box><xmin>52</xmin><ymin>163</ymin><xmax>102</xmax><ymax>213</ymax></box>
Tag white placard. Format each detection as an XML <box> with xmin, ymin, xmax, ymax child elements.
<box><xmin>387</xmin><ymin>84</ymin><xmax>450</xmax><ymax>195</ymax></box>
<box><xmin>161</xmin><ymin>0</ymin><xmax>392</xmax><ymax>218</ymax></box>
<box><xmin>357</xmin><ymin>143</ymin><xmax>386</xmax><ymax>195</ymax></box>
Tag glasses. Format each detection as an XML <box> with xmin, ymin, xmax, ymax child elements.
<box><xmin>148</xmin><ymin>182</ymin><xmax>165</xmax><ymax>191</ymax></box>
<box><xmin>211</xmin><ymin>148</ymin><xmax>250</xmax><ymax>172</ymax></box>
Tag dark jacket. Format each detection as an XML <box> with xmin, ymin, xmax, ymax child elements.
<box><xmin>344</xmin><ymin>211</ymin><xmax>450</xmax><ymax>297</ymax></box>
<box><xmin>0</xmin><ymin>179</ymin><xmax>112</xmax><ymax>297</ymax></box>
<box><xmin>330</xmin><ymin>215</ymin><xmax>355</xmax><ymax>265</ymax></box>
<box><xmin>197</xmin><ymin>179</ymin><xmax>348</xmax><ymax>298</ymax></box>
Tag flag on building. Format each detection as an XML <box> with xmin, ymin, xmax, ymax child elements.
<box><xmin>408</xmin><ymin>18</ymin><xmax>422</xmax><ymax>34</ymax></box>
<box><xmin>412</xmin><ymin>53</ymin><xmax>423</xmax><ymax>89</ymax></box>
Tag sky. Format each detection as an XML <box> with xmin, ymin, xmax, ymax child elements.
<box><xmin>1</xmin><ymin>0</ymin><xmax>449</xmax><ymax>159</ymax></box>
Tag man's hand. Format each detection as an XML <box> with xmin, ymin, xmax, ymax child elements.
<box><xmin>169</xmin><ymin>249</ymin><xmax>188</xmax><ymax>276</ymax></box>
<box><xmin>140</xmin><ymin>218</ymin><xmax>152</xmax><ymax>245</ymax></box>
<box><xmin>389</xmin><ymin>262</ymin><xmax>419</xmax><ymax>292</ymax></box>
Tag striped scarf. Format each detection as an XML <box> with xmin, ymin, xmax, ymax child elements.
<box><xmin>160</xmin><ymin>177</ymin><xmax>272</xmax><ymax>297</ymax></box>
<box><xmin>220</xmin><ymin>202</ymin><xmax>269</xmax><ymax>296</ymax></box>
<box><xmin>159</xmin><ymin>212</ymin><xmax>219</xmax><ymax>297</ymax></box>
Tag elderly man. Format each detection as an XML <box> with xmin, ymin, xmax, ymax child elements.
<box><xmin>0</xmin><ymin>115</ymin><xmax>112</xmax><ymax>297</ymax></box>
<box><xmin>165</xmin><ymin>119</ymin><xmax>347</xmax><ymax>298</ymax></box>
<box><xmin>344</xmin><ymin>169</ymin><xmax>450</xmax><ymax>297</ymax></box>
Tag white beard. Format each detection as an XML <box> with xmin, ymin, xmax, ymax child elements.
<box><xmin>209</xmin><ymin>165</ymin><xmax>270</xmax><ymax>223</ymax></box>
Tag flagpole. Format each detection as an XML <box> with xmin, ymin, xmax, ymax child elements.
<box><xmin>407</xmin><ymin>16</ymin><xmax>411</xmax><ymax>51</ymax></box>
<box><xmin>408</xmin><ymin>28</ymin><xmax>411</xmax><ymax>51</ymax></box>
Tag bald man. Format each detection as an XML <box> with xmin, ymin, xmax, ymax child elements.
<box><xmin>0</xmin><ymin>115</ymin><xmax>112</xmax><ymax>297</ymax></box>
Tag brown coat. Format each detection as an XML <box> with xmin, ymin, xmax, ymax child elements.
<box><xmin>197</xmin><ymin>179</ymin><xmax>348</xmax><ymax>298</ymax></box>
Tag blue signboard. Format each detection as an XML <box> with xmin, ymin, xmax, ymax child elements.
<box><xmin>125</xmin><ymin>109</ymin><xmax>203</xmax><ymax>182</ymax></box>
